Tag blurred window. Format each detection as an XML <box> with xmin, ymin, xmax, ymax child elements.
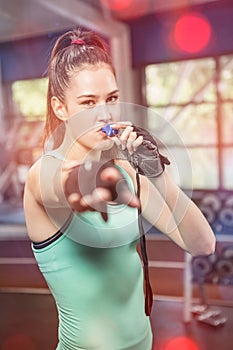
<box><xmin>12</xmin><ymin>78</ymin><xmax>48</xmax><ymax>121</ymax></box>
<box><xmin>145</xmin><ymin>55</ymin><xmax>233</xmax><ymax>190</ymax></box>
<box><xmin>10</xmin><ymin>78</ymin><xmax>48</xmax><ymax>163</ymax></box>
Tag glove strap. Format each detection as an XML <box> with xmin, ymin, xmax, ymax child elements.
<box><xmin>136</xmin><ymin>172</ymin><xmax>153</xmax><ymax>316</ymax></box>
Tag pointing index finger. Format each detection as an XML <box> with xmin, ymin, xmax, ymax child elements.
<box><xmin>110</xmin><ymin>121</ymin><xmax>132</xmax><ymax>130</ymax></box>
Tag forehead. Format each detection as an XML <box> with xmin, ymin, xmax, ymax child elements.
<box><xmin>69</xmin><ymin>64</ymin><xmax>117</xmax><ymax>95</ymax></box>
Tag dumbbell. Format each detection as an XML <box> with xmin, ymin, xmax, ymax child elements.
<box><xmin>215</xmin><ymin>258</ymin><xmax>233</xmax><ymax>285</ymax></box>
<box><xmin>215</xmin><ymin>245</ymin><xmax>233</xmax><ymax>285</ymax></box>
<box><xmin>222</xmin><ymin>245</ymin><xmax>233</xmax><ymax>259</ymax></box>
<box><xmin>191</xmin><ymin>253</ymin><xmax>218</xmax><ymax>284</ymax></box>
<box><xmin>199</xmin><ymin>193</ymin><xmax>221</xmax><ymax>225</ymax></box>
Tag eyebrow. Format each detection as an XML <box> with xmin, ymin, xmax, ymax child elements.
<box><xmin>77</xmin><ymin>89</ymin><xmax>119</xmax><ymax>100</ymax></box>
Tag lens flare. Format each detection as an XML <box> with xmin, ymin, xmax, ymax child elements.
<box><xmin>164</xmin><ymin>336</ymin><xmax>199</xmax><ymax>350</ymax></box>
<box><xmin>100</xmin><ymin>0</ymin><xmax>133</xmax><ymax>11</ymax></box>
<box><xmin>173</xmin><ymin>12</ymin><xmax>212</xmax><ymax>53</ymax></box>
<box><xmin>2</xmin><ymin>334</ymin><xmax>36</xmax><ymax>350</ymax></box>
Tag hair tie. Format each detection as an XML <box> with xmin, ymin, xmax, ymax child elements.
<box><xmin>71</xmin><ymin>39</ymin><xmax>85</xmax><ymax>45</ymax></box>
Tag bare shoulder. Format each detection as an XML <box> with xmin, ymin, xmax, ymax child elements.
<box><xmin>24</xmin><ymin>155</ymin><xmax>70</xmax><ymax>241</ymax></box>
<box><xmin>24</xmin><ymin>158</ymin><xmax>42</xmax><ymax>202</ymax></box>
<box><xmin>25</xmin><ymin>155</ymin><xmax>62</xmax><ymax>203</ymax></box>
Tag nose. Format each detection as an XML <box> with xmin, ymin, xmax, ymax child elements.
<box><xmin>97</xmin><ymin>104</ymin><xmax>112</xmax><ymax>124</ymax></box>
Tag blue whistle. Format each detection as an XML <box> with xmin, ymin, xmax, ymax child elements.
<box><xmin>101</xmin><ymin>124</ymin><xmax>118</xmax><ymax>137</ymax></box>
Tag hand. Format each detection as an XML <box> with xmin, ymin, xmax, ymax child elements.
<box><xmin>111</xmin><ymin>124</ymin><xmax>144</xmax><ymax>155</ymax></box>
<box><xmin>113</xmin><ymin>124</ymin><xmax>170</xmax><ymax>177</ymax></box>
<box><xmin>63</xmin><ymin>160</ymin><xmax>140</xmax><ymax>221</ymax></box>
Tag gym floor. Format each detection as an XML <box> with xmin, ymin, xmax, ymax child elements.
<box><xmin>0</xmin><ymin>213</ymin><xmax>232</xmax><ymax>350</ymax></box>
<box><xmin>0</xmin><ymin>292</ymin><xmax>232</xmax><ymax>350</ymax></box>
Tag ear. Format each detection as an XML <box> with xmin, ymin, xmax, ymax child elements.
<box><xmin>51</xmin><ymin>96</ymin><xmax>68</xmax><ymax>121</ymax></box>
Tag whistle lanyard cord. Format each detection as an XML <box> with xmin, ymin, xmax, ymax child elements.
<box><xmin>136</xmin><ymin>172</ymin><xmax>153</xmax><ymax>316</ymax></box>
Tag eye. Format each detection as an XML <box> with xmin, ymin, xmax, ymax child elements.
<box><xmin>81</xmin><ymin>99</ymin><xmax>96</xmax><ymax>107</ymax></box>
<box><xmin>106</xmin><ymin>95</ymin><xmax>119</xmax><ymax>104</ymax></box>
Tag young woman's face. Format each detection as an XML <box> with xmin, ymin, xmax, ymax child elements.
<box><xmin>61</xmin><ymin>64</ymin><xmax>120</xmax><ymax>153</ymax></box>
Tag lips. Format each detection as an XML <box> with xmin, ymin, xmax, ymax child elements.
<box><xmin>97</xmin><ymin>128</ymin><xmax>108</xmax><ymax>137</ymax></box>
<box><xmin>96</xmin><ymin>125</ymin><xmax>106</xmax><ymax>132</ymax></box>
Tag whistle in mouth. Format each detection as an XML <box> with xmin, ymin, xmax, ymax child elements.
<box><xmin>101</xmin><ymin>124</ymin><xmax>118</xmax><ymax>137</ymax></box>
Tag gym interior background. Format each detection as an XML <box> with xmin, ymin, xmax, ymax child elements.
<box><xmin>0</xmin><ymin>0</ymin><xmax>232</xmax><ymax>349</ymax></box>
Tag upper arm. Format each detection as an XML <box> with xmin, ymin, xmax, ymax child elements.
<box><xmin>24</xmin><ymin>160</ymin><xmax>43</xmax><ymax>206</ymax></box>
<box><xmin>140</xmin><ymin>171</ymin><xmax>216</xmax><ymax>255</ymax></box>
<box><xmin>24</xmin><ymin>157</ymin><xmax>68</xmax><ymax>209</ymax></box>
<box><xmin>115</xmin><ymin>161</ymin><xmax>177</xmax><ymax>234</ymax></box>
<box><xmin>139</xmin><ymin>170</ymin><xmax>194</xmax><ymax>233</ymax></box>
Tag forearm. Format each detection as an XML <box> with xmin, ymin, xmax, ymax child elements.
<box><xmin>152</xmin><ymin>172</ymin><xmax>216</xmax><ymax>256</ymax></box>
<box><xmin>141</xmin><ymin>191</ymin><xmax>189</xmax><ymax>252</ymax></box>
<box><xmin>141</xmin><ymin>172</ymin><xmax>216</xmax><ymax>256</ymax></box>
<box><xmin>176</xmin><ymin>198</ymin><xmax>216</xmax><ymax>255</ymax></box>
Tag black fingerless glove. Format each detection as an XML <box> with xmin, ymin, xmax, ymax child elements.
<box><xmin>122</xmin><ymin>125</ymin><xmax>170</xmax><ymax>177</ymax></box>
<box><xmin>121</xmin><ymin>125</ymin><xmax>170</xmax><ymax>316</ymax></box>
<box><xmin>64</xmin><ymin>160</ymin><xmax>133</xmax><ymax>221</ymax></box>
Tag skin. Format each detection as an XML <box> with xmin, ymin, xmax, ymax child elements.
<box><xmin>24</xmin><ymin>63</ymin><xmax>216</xmax><ymax>256</ymax></box>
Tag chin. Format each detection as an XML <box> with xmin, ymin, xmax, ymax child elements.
<box><xmin>96</xmin><ymin>139</ymin><xmax>115</xmax><ymax>151</ymax></box>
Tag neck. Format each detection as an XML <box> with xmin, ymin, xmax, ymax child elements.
<box><xmin>67</xmin><ymin>143</ymin><xmax>101</xmax><ymax>163</ymax></box>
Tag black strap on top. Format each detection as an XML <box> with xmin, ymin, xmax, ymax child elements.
<box><xmin>136</xmin><ymin>172</ymin><xmax>153</xmax><ymax>316</ymax></box>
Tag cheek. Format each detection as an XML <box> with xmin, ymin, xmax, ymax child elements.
<box><xmin>67</xmin><ymin>114</ymin><xmax>96</xmax><ymax>141</ymax></box>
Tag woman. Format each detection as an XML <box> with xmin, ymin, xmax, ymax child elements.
<box><xmin>23</xmin><ymin>29</ymin><xmax>216</xmax><ymax>350</ymax></box>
